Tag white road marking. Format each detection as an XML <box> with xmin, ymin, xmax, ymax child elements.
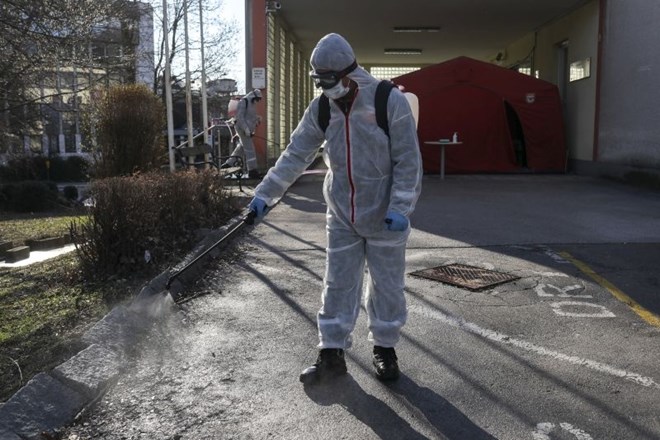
<box><xmin>542</xmin><ymin>247</ymin><xmax>571</xmax><ymax>264</ymax></box>
<box><xmin>550</xmin><ymin>301</ymin><xmax>616</xmax><ymax>318</ymax></box>
<box><xmin>532</xmin><ymin>422</ymin><xmax>594</xmax><ymax>440</ymax></box>
<box><xmin>532</xmin><ymin>422</ymin><xmax>555</xmax><ymax>440</ymax></box>
<box><xmin>535</xmin><ymin>283</ymin><xmax>592</xmax><ymax>298</ymax></box>
<box><xmin>529</xmin><ymin>271</ymin><xmax>570</xmax><ymax>278</ymax></box>
<box><xmin>560</xmin><ymin>422</ymin><xmax>594</xmax><ymax>440</ymax></box>
<box><xmin>408</xmin><ymin>302</ymin><xmax>660</xmax><ymax>389</ymax></box>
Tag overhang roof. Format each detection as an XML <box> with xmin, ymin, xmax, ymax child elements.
<box><xmin>269</xmin><ymin>0</ymin><xmax>591</xmax><ymax>65</ymax></box>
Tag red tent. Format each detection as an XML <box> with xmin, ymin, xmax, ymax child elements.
<box><xmin>394</xmin><ymin>57</ymin><xmax>567</xmax><ymax>174</ymax></box>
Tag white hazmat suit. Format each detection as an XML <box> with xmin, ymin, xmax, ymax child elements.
<box><xmin>253</xmin><ymin>33</ymin><xmax>422</xmax><ymax>350</ymax></box>
<box><xmin>227</xmin><ymin>89</ymin><xmax>261</xmax><ymax>174</ymax></box>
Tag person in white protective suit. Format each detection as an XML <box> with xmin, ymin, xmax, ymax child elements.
<box><xmin>223</xmin><ymin>88</ymin><xmax>262</xmax><ymax>179</ymax></box>
<box><xmin>248</xmin><ymin>33</ymin><xmax>422</xmax><ymax>384</ymax></box>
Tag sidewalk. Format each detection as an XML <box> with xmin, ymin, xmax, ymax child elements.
<box><xmin>0</xmin><ymin>200</ymin><xmax>256</xmax><ymax>439</ymax></box>
<box><xmin>0</xmin><ymin>244</ymin><xmax>76</xmax><ymax>268</ymax></box>
<box><xmin>3</xmin><ymin>173</ymin><xmax>660</xmax><ymax>439</ymax></box>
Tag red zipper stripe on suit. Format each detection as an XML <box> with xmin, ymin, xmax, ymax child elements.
<box><xmin>345</xmin><ymin>112</ymin><xmax>355</xmax><ymax>223</ymax></box>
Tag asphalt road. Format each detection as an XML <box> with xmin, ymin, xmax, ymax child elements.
<box><xmin>63</xmin><ymin>174</ymin><xmax>660</xmax><ymax>440</ymax></box>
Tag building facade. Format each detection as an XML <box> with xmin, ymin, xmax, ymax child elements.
<box><xmin>2</xmin><ymin>1</ymin><xmax>154</xmax><ymax>161</ymax></box>
<box><xmin>244</xmin><ymin>0</ymin><xmax>660</xmax><ymax>181</ymax></box>
<box><xmin>502</xmin><ymin>0</ymin><xmax>660</xmax><ymax>180</ymax></box>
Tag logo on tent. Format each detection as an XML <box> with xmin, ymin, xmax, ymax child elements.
<box><xmin>526</xmin><ymin>93</ymin><xmax>536</xmax><ymax>104</ymax></box>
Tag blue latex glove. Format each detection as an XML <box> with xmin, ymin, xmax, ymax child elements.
<box><xmin>248</xmin><ymin>197</ymin><xmax>269</xmax><ymax>218</ymax></box>
<box><xmin>384</xmin><ymin>211</ymin><xmax>409</xmax><ymax>231</ymax></box>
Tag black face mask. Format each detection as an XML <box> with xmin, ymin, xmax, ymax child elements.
<box><xmin>310</xmin><ymin>60</ymin><xmax>358</xmax><ymax>89</ymax></box>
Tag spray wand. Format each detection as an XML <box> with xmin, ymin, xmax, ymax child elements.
<box><xmin>165</xmin><ymin>210</ymin><xmax>257</xmax><ymax>291</ymax></box>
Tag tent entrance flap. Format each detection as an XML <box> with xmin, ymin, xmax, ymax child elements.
<box><xmin>505</xmin><ymin>101</ymin><xmax>527</xmax><ymax>169</ymax></box>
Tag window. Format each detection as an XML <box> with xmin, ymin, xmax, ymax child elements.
<box><xmin>569</xmin><ymin>58</ymin><xmax>591</xmax><ymax>82</ymax></box>
<box><xmin>59</xmin><ymin>71</ymin><xmax>76</xmax><ymax>90</ymax></box>
<box><xmin>517</xmin><ymin>67</ymin><xmax>540</xmax><ymax>78</ymax></box>
<box><xmin>369</xmin><ymin>66</ymin><xmax>420</xmax><ymax>80</ymax></box>
<box><xmin>106</xmin><ymin>44</ymin><xmax>121</xmax><ymax>61</ymax></box>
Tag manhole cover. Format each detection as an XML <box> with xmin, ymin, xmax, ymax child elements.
<box><xmin>410</xmin><ymin>263</ymin><xmax>519</xmax><ymax>291</ymax></box>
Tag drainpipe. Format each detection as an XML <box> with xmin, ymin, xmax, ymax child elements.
<box><xmin>245</xmin><ymin>0</ymin><xmax>253</xmax><ymax>95</ymax></box>
<box><xmin>531</xmin><ymin>31</ymin><xmax>538</xmax><ymax>75</ymax></box>
<box><xmin>592</xmin><ymin>0</ymin><xmax>606</xmax><ymax>162</ymax></box>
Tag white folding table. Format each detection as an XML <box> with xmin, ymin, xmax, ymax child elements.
<box><xmin>424</xmin><ymin>140</ymin><xmax>463</xmax><ymax>179</ymax></box>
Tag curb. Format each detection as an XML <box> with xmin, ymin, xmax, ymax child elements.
<box><xmin>0</xmin><ymin>211</ymin><xmax>251</xmax><ymax>439</ymax></box>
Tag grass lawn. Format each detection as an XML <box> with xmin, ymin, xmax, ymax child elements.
<box><xmin>0</xmin><ymin>211</ymin><xmax>86</xmax><ymax>245</ymax></box>
<box><xmin>0</xmin><ymin>211</ymin><xmax>151</xmax><ymax>401</ymax></box>
<box><xmin>0</xmin><ymin>173</ymin><xmax>244</xmax><ymax>402</ymax></box>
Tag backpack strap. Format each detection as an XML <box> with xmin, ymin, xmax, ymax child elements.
<box><xmin>318</xmin><ymin>93</ymin><xmax>330</xmax><ymax>133</ymax></box>
<box><xmin>375</xmin><ymin>80</ymin><xmax>396</xmax><ymax>138</ymax></box>
<box><xmin>317</xmin><ymin>80</ymin><xmax>396</xmax><ymax>137</ymax></box>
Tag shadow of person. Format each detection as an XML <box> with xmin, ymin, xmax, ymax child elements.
<box><xmin>388</xmin><ymin>375</ymin><xmax>497</xmax><ymax>440</ymax></box>
<box><xmin>303</xmin><ymin>374</ymin><xmax>429</xmax><ymax>440</ymax></box>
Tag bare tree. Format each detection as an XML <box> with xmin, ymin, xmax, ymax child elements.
<box><xmin>0</xmin><ymin>0</ymin><xmax>238</xmax><ymax>155</ymax></box>
<box><xmin>150</xmin><ymin>0</ymin><xmax>239</xmax><ymax>95</ymax></box>
<box><xmin>0</xmin><ymin>0</ymin><xmax>144</xmax><ymax>153</ymax></box>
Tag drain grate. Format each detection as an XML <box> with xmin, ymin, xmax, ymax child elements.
<box><xmin>410</xmin><ymin>263</ymin><xmax>519</xmax><ymax>291</ymax></box>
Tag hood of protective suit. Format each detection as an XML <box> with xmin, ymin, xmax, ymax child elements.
<box><xmin>245</xmin><ymin>89</ymin><xmax>261</xmax><ymax>100</ymax></box>
<box><xmin>310</xmin><ymin>33</ymin><xmax>356</xmax><ymax>73</ymax></box>
<box><xmin>310</xmin><ymin>33</ymin><xmax>374</xmax><ymax>90</ymax></box>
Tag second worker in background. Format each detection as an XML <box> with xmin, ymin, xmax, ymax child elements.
<box><xmin>224</xmin><ymin>88</ymin><xmax>262</xmax><ymax>179</ymax></box>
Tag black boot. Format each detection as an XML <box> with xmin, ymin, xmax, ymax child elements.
<box><xmin>299</xmin><ymin>349</ymin><xmax>347</xmax><ymax>384</ymax></box>
<box><xmin>247</xmin><ymin>169</ymin><xmax>263</xmax><ymax>179</ymax></box>
<box><xmin>373</xmin><ymin>346</ymin><xmax>400</xmax><ymax>381</ymax></box>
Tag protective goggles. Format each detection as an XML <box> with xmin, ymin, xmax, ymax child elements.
<box><xmin>310</xmin><ymin>60</ymin><xmax>358</xmax><ymax>89</ymax></box>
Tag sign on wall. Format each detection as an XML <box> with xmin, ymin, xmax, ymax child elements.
<box><xmin>252</xmin><ymin>68</ymin><xmax>266</xmax><ymax>89</ymax></box>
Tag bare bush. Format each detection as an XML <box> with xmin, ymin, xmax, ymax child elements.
<box><xmin>70</xmin><ymin>170</ymin><xmax>239</xmax><ymax>278</ymax></box>
<box><xmin>90</xmin><ymin>84</ymin><xmax>166</xmax><ymax>177</ymax></box>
